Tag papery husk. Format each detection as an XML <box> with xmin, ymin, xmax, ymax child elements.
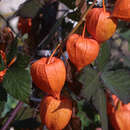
<box><xmin>31</xmin><ymin>57</ymin><xmax>66</xmax><ymax>99</ymax></box>
<box><xmin>40</xmin><ymin>96</ymin><xmax>72</xmax><ymax>130</ymax></box>
<box><xmin>86</xmin><ymin>8</ymin><xmax>117</xmax><ymax>43</ymax></box>
<box><xmin>67</xmin><ymin>34</ymin><xmax>100</xmax><ymax>71</ymax></box>
<box><xmin>107</xmin><ymin>94</ymin><xmax>130</xmax><ymax>130</ymax></box>
<box><xmin>112</xmin><ymin>0</ymin><xmax>130</xmax><ymax>22</ymax></box>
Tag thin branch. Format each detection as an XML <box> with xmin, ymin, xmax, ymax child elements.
<box><xmin>69</xmin><ymin>0</ymin><xmax>97</xmax><ymax>36</ymax></box>
<box><xmin>30</xmin><ymin>96</ymin><xmax>42</xmax><ymax>102</ymax></box>
<box><xmin>1</xmin><ymin>101</ymin><xmax>23</xmax><ymax>130</ymax></box>
<box><xmin>0</xmin><ymin>14</ymin><xmax>18</xmax><ymax>36</ymax></box>
<box><xmin>0</xmin><ymin>109</ymin><xmax>13</xmax><ymax>124</ymax></box>
<box><xmin>60</xmin><ymin>0</ymin><xmax>96</xmax><ymax>50</ymax></box>
<box><xmin>47</xmin><ymin>44</ymin><xmax>61</xmax><ymax>64</ymax></box>
<box><xmin>15</xmin><ymin>106</ymin><xmax>27</xmax><ymax>121</ymax></box>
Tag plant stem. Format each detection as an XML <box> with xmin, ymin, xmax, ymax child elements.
<box><xmin>0</xmin><ymin>14</ymin><xmax>17</xmax><ymax>35</ymax></box>
<box><xmin>1</xmin><ymin>101</ymin><xmax>23</xmax><ymax>130</ymax></box>
<box><xmin>47</xmin><ymin>44</ymin><xmax>61</xmax><ymax>64</ymax></box>
<box><xmin>69</xmin><ymin>0</ymin><xmax>97</xmax><ymax>36</ymax></box>
<box><xmin>7</xmin><ymin>56</ymin><xmax>16</xmax><ymax>68</ymax></box>
<box><xmin>82</xmin><ymin>22</ymin><xmax>87</xmax><ymax>38</ymax></box>
<box><xmin>103</xmin><ymin>0</ymin><xmax>106</xmax><ymax>12</ymax></box>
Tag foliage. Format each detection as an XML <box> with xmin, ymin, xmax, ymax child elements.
<box><xmin>0</xmin><ymin>0</ymin><xmax>130</xmax><ymax>130</ymax></box>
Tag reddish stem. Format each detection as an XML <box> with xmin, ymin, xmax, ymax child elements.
<box><xmin>1</xmin><ymin>101</ymin><xmax>23</xmax><ymax>130</ymax></box>
<box><xmin>103</xmin><ymin>0</ymin><xmax>106</xmax><ymax>12</ymax></box>
<box><xmin>7</xmin><ymin>56</ymin><xmax>16</xmax><ymax>68</ymax></box>
<box><xmin>47</xmin><ymin>44</ymin><xmax>61</xmax><ymax>64</ymax></box>
<box><xmin>82</xmin><ymin>22</ymin><xmax>87</xmax><ymax>38</ymax></box>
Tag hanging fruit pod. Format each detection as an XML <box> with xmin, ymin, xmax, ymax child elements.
<box><xmin>66</xmin><ymin>23</ymin><xmax>100</xmax><ymax>71</ymax></box>
<box><xmin>17</xmin><ymin>17</ymin><xmax>32</xmax><ymax>35</ymax></box>
<box><xmin>107</xmin><ymin>94</ymin><xmax>130</xmax><ymax>130</ymax></box>
<box><xmin>86</xmin><ymin>1</ymin><xmax>117</xmax><ymax>43</ymax></box>
<box><xmin>112</xmin><ymin>0</ymin><xmax>130</xmax><ymax>22</ymax></box>
<box><xmin>40</xmin><ymin>96</ymin><xmax>72</xmax><ymax>130</ymax></box>
<box><xmin>31</xmin><ymin>56</ymin><xmax>66</xmax><ymax>99</ymax></box>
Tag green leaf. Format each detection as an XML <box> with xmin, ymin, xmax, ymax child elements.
<box><xmin>15</xmin><ymin>106</ymin><xmax>34</xmax><ymax>120</ymax></box>
<box><xmin>120</xmin><ymin>30</ymin><xmax>130</xmax><ymax>51</ymax></box>
<box><xmin>12</xmin><ymin>53</ymin><xmax>30</xmax><ymax>68</ymax></box>
<box><xmin>0</xmin><ymin>55</ymin><xmax>5</xmax><ymax>71</ymax></box>
<box><xmin>1</xmin><ymin>95</ymin><xmax>17</xmax><ymax>118</ymax></box>
<box><xmin>16</xmin><ymin>0</ymin><xmax>43</xmax><ymax>18</ymax></box>
<box><xmin>3</xmin><ymin>64</ymin><xmax>31</xmax><ymax>103</ymax></box>
<box><xmin>101</xmin><ymin>69</ymin><xmax>130</xmax><ymax>103</ymax></box>
<box><xmin>4</xmin><ymin>52</ymin><xmax>31</xmax><ymax>103</ymax></box>
<box><xmin>92</xmin><ymin>86</ymin><xmax>108</xmax><ymax>130</ymax></box>
<box><xmin>0</xmin><ymin>84</ymin><xmax>7</xmax><ymax>102</ymax></box>
<box><xmin>0</xmin><ymin>101</ymin><xmax>5</xmax><ymax>116</ymax></box>
<box><xmin>122</xmin><ymin>56</ymin><xmax>130</xmax><ymax>68</ymax></box>
<box><xmin>96</xmin><ymin>43</ymin><xmax>110</xmax><ymax>71</ymax></box>
<box><xmin>78</xmin><ymin>67</ymin><xmax>99</xmax><ymax>100</ymax></box>
<box><xmin>6</xmin><ymin>38</ymin><xmax>18</xmax><ymax>65</ymax></box>
<box><xmin>120</xmin><ymin>30</ymin><xmax>130</xmax><ymax>43</ymax></box>
<box><xmin>4</xmin><ymin>49</ymin><xmax>31</xmax><ymax>103</ymax></box>
<box><xmin>77</xmin><ymin>101</ymin><xmax>90</xmax><ymax>129</ymax></box>
<box><xmin>78</xmin><ymin>67</ymin><xmax>108</xmax><ymax>130</ymax></box>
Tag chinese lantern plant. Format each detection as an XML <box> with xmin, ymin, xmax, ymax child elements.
<box><xmin>40</xmin><ymin>96</ymin><xmax>72</xmax><ymax>130</ymax></box>
<box><xmin>112</xmin><ymin>0</ymin><xmax>130</xmax><ymax>22</ymax></box>
<box><xmin>107</xmin><ymin>94</ymin><xmax>130</xmax><ymax>130</ymax></box>
<box><xmin>31</xmin><ymin>44</ymin><xmax>66</xmax><ymax>99</ymax></box>
<box><xmin>86</xmin><ymin>0</ymin><xmax>117</xmax><ymax>43</ymax></box>
<box><xmin>66</xmin><ymin>23</ymin><xmax>100</xmax><ymax>71</ymax></box>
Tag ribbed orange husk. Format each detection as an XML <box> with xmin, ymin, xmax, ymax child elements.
<box><xmin>86</xmin><ymin>8</ymin><xmax>117</xmax><ymax>43</ymax></box>
<box><xmin>112</xmin><ymin>0</ymin><xmax>130</xmax><ymax>22</ymax></box>
<box><xmin>31</xmin><ymin>57</ymin><xmax>66</xmax><ymax>99</ymax></box>
<box><xmin>66</xmin><ymin>34</ymin><xmax>100</xmax><ymax>71</ymax></box>
<box><xmin>107</xmin><ymin>94</ymin><xmax>130</xmax><ymax>130</ymax></box>
<box><xmin>40</xmin><ymin>96</ymin><xmax>72</xmax><ymax>130</ymax></box>
<box><xmin>17</xmin><ymin>17</ymin><xmax>32</xmax><ymax>35</ymax></box>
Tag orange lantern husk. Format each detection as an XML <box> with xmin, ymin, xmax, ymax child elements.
<box><xmin>86</xmin><ymin>0</ymin><xmax>117</xmax><ymax>43</ymax></box>
<box><xmin>66</xmin><ymin>23</ymin><xmax>100</xmax><ymax>71</ymax></box>
<box><xmin>31</xmin><ymin>57</ymin><xmax>66</xmax><ymax>99</ymax></box>
<box><xmin>112</xmin><ymin>0</ymin><xmax>130</xmax><ymax>22</ymax></box>
<box><xmin>107</xmin><ymin>94</ymin><xmax>130</xmax><ymax>130</ymax></box>
<box><xmin>40</xmin><ymin>96</ymin><xmax>72</xmax><ymax>130</ymax></box>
